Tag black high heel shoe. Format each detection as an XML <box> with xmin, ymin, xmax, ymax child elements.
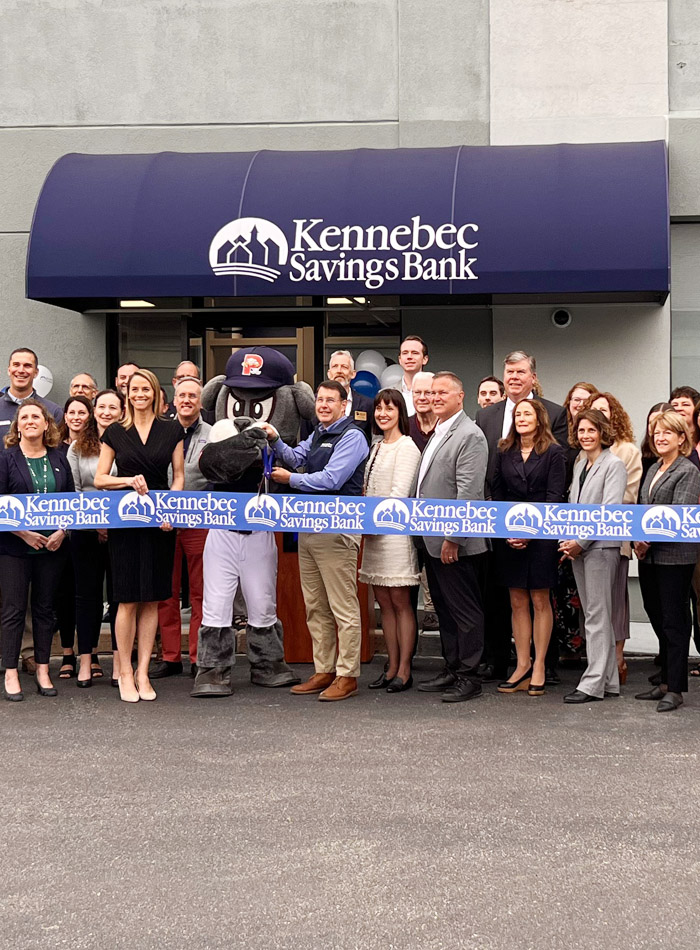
<box><xmin>386</xmin><ymin>674</ymin><xmax>413</xmax><ymax>693</ymax></box>
<box><xmin>36</xmin><ymin>682</ymin><xmax>58</xmax><ymax>697</ymax></box>
<box><xmin>4</xmin><ymin>687</ymin><xmax>24</xmax><ymax>702</ymax></box>
<box><xmin>77</xmin><ymin>675</ymin><xmax>93</xmax><ymax>689</ymax></box>
<box><xmin>497</xmin><ymin>667</ymin><xmax>533</xmax><ymax>693</ymax></box>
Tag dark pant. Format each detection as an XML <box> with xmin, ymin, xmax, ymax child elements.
<box><xmin>0</xmin><ymin>551</ymin><xmax>68</xmax><ymax>668</ymax></box>
<box><xmin>481</xmin><ymin>551</ymin><xmax>512</xmax><ymax>676</ymax></box>
<box><xmin>71</xmin><ymin>530</ymin><xmax>117</xmax><ymax>655</ymax></box>
<box><xmin>56</xmin><ymin>537</ymin><xmax>76</xmax><ymax>650</ymax></box>
<box><xmin>638</xmin><ymin>561</ymin><xmax>694</xmax><ymax>694</ymax></box>
<box><xmin>424</xmin><ymin>552</ymin><xmax>486</xmax><ymax>680</ymax></box>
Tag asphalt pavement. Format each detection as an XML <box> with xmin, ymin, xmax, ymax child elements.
<box><xmin>3</xmin><ymin>655</ymin><xmax>700</xmax><ymax>950</ymax></box>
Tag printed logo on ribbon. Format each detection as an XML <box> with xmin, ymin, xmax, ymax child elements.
<box><xmin>0</xmin><ymin>495</ymin><xmax>25</xmax><ymax>527</ymax></box>
<box><xmin>209</xmin><ymin>217</ymin><xmax>289</xmax><ymax>283</ymax></box>
<box><xmin>504</xmin><ymin>503</ymin><xmax>544</xmax><ymax>536</ymax></box>
<box><xmin>118</xmin><ymin>492</ymin><xmax>156</xmax><ymax>524</ymax></box>
<box><xmin>641</xmin><ymin>505</ymin><xmax>681</xmax><ymax>539</ymax></box>
<box><xmin>244</xmin><ymin>494</ymin><xmax>281</xmax><ymax>528</ymax></box>
<box><xmin>373</xmin><ymin>498</ymin><xmax>410</xmax><ymax>532</ymax></box>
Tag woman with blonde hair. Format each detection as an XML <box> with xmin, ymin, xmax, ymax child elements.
<box><xmin>95</xmin><ymin>369</ymin><xmax>185</xmax><ymax>703</ymax></box>
<box><xmin>586</xmin><ymin>391</ymin><xmax>642</xmax><ymax>684</ymax></box>
<box><xmin>1</xmin><ymin>401</ymin><xmax>75</xmax><ymax>701</ymax></box>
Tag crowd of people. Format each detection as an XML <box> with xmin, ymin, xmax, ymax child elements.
<box><xmin>1</xmin><ymin>340</ymin><xmax>699</xmax><ymax>714</ymax></box>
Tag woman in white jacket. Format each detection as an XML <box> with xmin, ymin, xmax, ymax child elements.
<box><xmin>359</xmin><ymin>388</ymin><xmax>421</xmax><ymax>693</ymax></box>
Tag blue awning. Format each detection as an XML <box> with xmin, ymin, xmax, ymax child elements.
<box><xmin>26</xmin><ymin>142</ymin><xmax>670</xmax><ymax>306</ymax></box>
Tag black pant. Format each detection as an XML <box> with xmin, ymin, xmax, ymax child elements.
<box><xmin>638</xmin><ymin>561</ymin><xmax>694</xmax><ymax>694</ymax></box>
<box><xmin>482</xmin><ymin>552</ymin><xmax>512</xmax><ymax>677</ymax></box>
<box><xmin>0</xmin><ymin>550</ymin><xmax>68</xmax><ymax>669</ymax></box>
<box><xmin>424</xmin><ymin>552</ymin><xmax>486</xmax><ymax>680</ymax></box>
<box><xmin>71</xmin><ymin>531</ymin><xmax>117</xmax><ymax>654</ymax></box>
<box><xmin>56</xmin><ymin>537</ymin><xmax>76</xmax><ymax>650</ymax></box>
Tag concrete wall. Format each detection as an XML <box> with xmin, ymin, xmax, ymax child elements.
<box><xmin>491</xmin><ymin>303</ymin><xmax>671</xmax><ymax>445</ymax></box>
<box><xmin>670</xmin><ymin>223</ymin><xmax>700</xmax><ymax>389</ymax></box>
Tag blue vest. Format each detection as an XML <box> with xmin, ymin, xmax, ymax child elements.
<box><xmin>306</xmin><ymin>416</ymin><xmax>365</xmax><ymax>496</ymax></box>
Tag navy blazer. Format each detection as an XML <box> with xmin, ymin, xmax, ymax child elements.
<box><xmin>492</xmin><ymin>442</ymin><xmax>567</xmax><ymax>505</ymax></box>
<box><xmin>0</xmin><ymin>445</ymin><xmax>75</xmax><ymax>556</ymax></box>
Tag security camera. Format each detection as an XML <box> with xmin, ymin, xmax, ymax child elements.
<box><xmin>551</xmin><ymin>309</ymin><xmax>572</xmax><ymax>329</ymax></box>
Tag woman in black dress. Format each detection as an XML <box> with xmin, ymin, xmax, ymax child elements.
<box><xmin>492</xmin><ymin>398</ymin><xmax>567</xmax><ymax>696</ymax></box>
<box><xmin>95</xmin><ymin>369</ymin><xmax>184</xmax><ymax>703</ymax></box>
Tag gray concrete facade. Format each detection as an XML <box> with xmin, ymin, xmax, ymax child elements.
<box><xmin>0</xmin><ymin>1</ymin><xmax>698</xmax><ymax>402</ymax></box>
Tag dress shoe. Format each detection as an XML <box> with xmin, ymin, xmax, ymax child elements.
<box><xmin>135</xmin><ymin>677</ymin><xmax>157</xmax><ymax>701</ymax></box>
<box><xmin>648</xmin><ymin>671</ymin><xmax>663</xmax><ymax>686</ymax></box>
<box><xmin>149</xmin><ymin>660</ymin><xmax>183</xmax><ymax>679</ymax></box>
<box><xmin>498</xmin><ymin>667</ymin><xmax>532</xmax><ymax>693</ymax></box>
<box><xmin>21</xmin><ymin>655</ymin><xmax>37</xmax><ymax>675</ymax></box>
<box><xmin>544</xmin><ymin>667</ymin><xmax>560</xmax><ymax>686</ymax></box>
<box><xmin>527</xmin><ymin>682</ymin><xmax>546</xmax><ymax>696</ymax></box>
<box><xmin>4</xmin><ymin>687</ymin><xmax>24</xmax><ymax>702</ymax></box>
<box><xmin>657</xmin><ymin>691</ymin><xmax>683</xmax><ymax>712</ymax></box>
<box><xmin>417</xmin><ymin>669</ymin><xmax>456</xmax><ymax>692</ymax></box>
<box><xmin>386</xmin><ymin>675</ymin><xmax>413</xmax><ymax>693</ymax></box>
<box><xmin>368</xmin><ymin>672</ymin><xmax>392</xmax><ymax>689</ymax></box>
<box><xmin>421</xmin><ymin>612</ymin><xmax>440</xmax><ymax>631</ymax></box>
<box><xmin>441</xmin><ymin>678</ymin><xmax>482</xmax><ymax>703</ymax></box>
<box><xmin>318</xmin><ymin>676</ymin><xmax>358</xmax><ymax>701</ymax></box>
<box><xmin>604</xmin><ymin>691</ymin><xmax>620</xmax><ymax>698</ymax></box>
<box><xmin>118</xmin><ymin>675</ymin><xmax>140</xmax><ymax>703</ymax></box>
<box><xmin>77</xmin><ymin>676</ymin><xmax>93</xmax><ymax>689</ymax></box>
<box><xmin>563</xmin><ymin>690</ymin><xmax>602</xmax><ymax>704</ymax></box>
<box><xmin>477</xmin><ymin>663</ymin><xmax>497</xmax><ymax>682</ymax></box>
<box><xmin>290</xmin><ymin>672</ymin><xmax>335</xmax><ymax>695</ymax></box>
<box><xmin>36</xmin><ymin>682</ymin><xmax>58</xmax><ymax>697</ymax></box>
<box><xmin>635</xmin><ymin>685</ymin><xmax>666</xmax><ymax>701</ymax></box>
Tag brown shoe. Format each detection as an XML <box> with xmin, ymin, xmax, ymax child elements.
<box><xmin>21</xmin><ymin>655</ymin><xmax>37</xmax><ymax>675</ymax></box>
<box><xmin>318</xmin><ymin>676</ymin><xmax>358</xmax><ymax>702</ymax></box>
<box><xmin>290</xmin><ymin>672</ymin><xmax>335</xmax><ymax>695</ymax></box>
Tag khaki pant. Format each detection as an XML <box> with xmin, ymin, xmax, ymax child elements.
<box><xmin>298</xmin><ymin>532</ymin><xmax>361</xmax><ymax>678</ymax></box>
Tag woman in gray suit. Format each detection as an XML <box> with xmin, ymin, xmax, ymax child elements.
<box><xmin>634</xmin><ymin>410</ymin><xmax>700</xmax><ymax>711</ymax></box>
<box><xmin>559</xmin><ymin>409</ymin><xmax>627</xmax><ymax>703</ymax></box>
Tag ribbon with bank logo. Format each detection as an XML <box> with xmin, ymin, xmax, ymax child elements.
<box><xmin>0</xmin><ymin>492</ymin><xmax>698</xmax><ymax>542</ymax></box>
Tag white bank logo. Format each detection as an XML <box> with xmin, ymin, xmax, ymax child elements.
<box><xmin>373</xmin><ymin>498</ymin><xmax>410</xmax><ymax>532</ymax></box>
<box><xmin>244</xmin><ymin>494</ymin><xmax>281</xmax><ymax>528</ymax></box>
<box><xmin>504</xmin><ymin>503</ymin><xmax>544</xmax><ymax>536</ymax></box>
<box><xmin>641</xmin><ymin>506</ymin><xmax>681</xmax><ymax>539</ymax></box>
<box><xmin>209</xmin><ymin>215</ymin><xmax>479</xmax><ymax>290</ymax></box>
<box><xmin>118</xmin><ymin>492</ymin><xmax>156</xmax><ymax>523</ymax></box>
<box><xmin>0</xmin><ymin>495</ymin><xmax>25</xmax><ymax>527</ymax></box>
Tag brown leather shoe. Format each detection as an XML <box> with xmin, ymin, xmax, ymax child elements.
<box><xmin>318</xmin><ymin>676</ymin><xmax>358</xmax><ymax>702</ymax></box>
<box><xmin>21</xmin><ymin>655</ymin><xmax>37</xmax><ymax>675</ymax></box>
<box><xmin>290</xmin><ymin>672</ymin><xmax>335</xmax><ymax>695</ymax></box>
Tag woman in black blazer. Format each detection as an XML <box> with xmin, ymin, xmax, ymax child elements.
<box><xmin>1</xmin><ymin>400</ymin><xmax>75</xmax><ymax>702</ymax></box>
<box><xmin>492</xmin><ymin>399</ymin><xmax>567</xmax><ymax>696</ymax></box>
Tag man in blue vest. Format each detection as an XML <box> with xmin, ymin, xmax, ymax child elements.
<box><xmin>262</xmin><ymin>380</ymin><xmax>369</xmax><ymax>702</ymax></box>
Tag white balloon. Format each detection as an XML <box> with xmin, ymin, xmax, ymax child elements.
<box><xmin>34</xmin><ymin>365</ymin><xmax>54</xmax><ymax>398</ymax></box>
<box><xmin>380</xmin><ymin>365</ymin><xmax>404</xmax><ymax>388</ymax></box>
<box><xmin>355</xmin><ymin>349</ymin><xmax>386</xmax><ymax>378</ymax></box>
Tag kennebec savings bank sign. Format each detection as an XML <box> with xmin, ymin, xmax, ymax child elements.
<box><xmin>208</xmin><ymin>216</ymin><xmax>479</xmax><ymax>289</ymax></box>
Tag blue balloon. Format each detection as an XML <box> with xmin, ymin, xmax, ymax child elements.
<box><xmin>351</xmin><ymin>370</ymin><xmax>380</xmax><ymax>398</ymax></box>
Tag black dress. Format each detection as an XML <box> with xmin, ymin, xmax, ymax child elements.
<box><xmin>492</xmin><ymin>443</ymin><xmax>567</xmax><ymax>590</ymax></box>
<box><xmin>101</xmin><ymin>419</ymin><xmax>184</xmax><ymax>602</ymax></box>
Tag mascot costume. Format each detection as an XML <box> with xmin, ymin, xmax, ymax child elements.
<box><xmin>191</xmin><ymin>346</ymin><xmax>316</xmax><ymax>697</ymax></box>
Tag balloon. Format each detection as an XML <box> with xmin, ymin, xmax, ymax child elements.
<box><xmin>380</xmin><ymin>365</ymin><xmax>404</xmax><ymax>388</ymax></box>
<box><xmin>34</xmin><ymin>365</ymin><xmax>54</xmax><ymax>398</ymax></box>
<box><xmin>355</xmin><ymin>349</ymin><xmax>386</xmax><ymax>378</ymax></box>
<box><xmin>351</xmin><ymin>371</ymin><xmax>380</xmax><ymax>398</ymax></box>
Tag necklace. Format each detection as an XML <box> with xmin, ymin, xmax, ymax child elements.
<box><xmin>25</xmin><ymin>453</ymin><xmax>50</xmax><ymax>493</ymax></box>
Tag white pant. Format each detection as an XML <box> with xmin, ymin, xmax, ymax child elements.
<box><xmin>201</xmin><ymin>531</ymin><xmax>278</xmax><ymax>628</ymax></box>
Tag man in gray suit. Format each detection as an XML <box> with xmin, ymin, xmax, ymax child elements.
<box><xmin>415</xmin><ymin>372</ymin><xmax>489</xmax><ymax>703</ymax></box>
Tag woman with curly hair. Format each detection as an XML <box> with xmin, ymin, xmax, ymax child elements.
<box><xmin>586</xmin><ymin>391</ymin><xmax>642</xmax><ymax>684</ymax></box>
<box><xmin>67</xmin><ymin>389</ymin><xmax>125</xmax><ymax>686</ymax></box>
<box><xmin>1</xmin><ymin>400</ymin><xmax>74</xmax><ymax>701</ymax></box>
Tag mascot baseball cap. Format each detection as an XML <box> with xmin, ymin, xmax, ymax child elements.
<box><xmin>224</xmin><ymin>346</ymin><xmax>295</xmax><ymax>390</ymax></box>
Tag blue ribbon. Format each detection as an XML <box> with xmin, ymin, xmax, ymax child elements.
<box><xmin>0</xmin><ymin>490</ymin><xmax>699</xmax><ymax>543</ymax></box>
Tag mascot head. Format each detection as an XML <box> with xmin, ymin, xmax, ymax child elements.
<box><xmin>202</xmin><ymin>345</ymin><xmax>315</xmax><ymax>445</ymax></box>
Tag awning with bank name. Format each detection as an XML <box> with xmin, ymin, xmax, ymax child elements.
<box><xmin>26</xmin><ymin>142</ymin><xmax>670</xmax><ymax>307</ymax></box>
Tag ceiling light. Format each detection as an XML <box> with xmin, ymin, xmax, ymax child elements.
<box><xmin>119</xmin><ymin>299</ymin><xmax>155</xmax><ymax>308</ymax></box>
<box><xmin>326</xmin><ymin>297</ymin><xmax>367</xmax><ymax>306</ymax></box>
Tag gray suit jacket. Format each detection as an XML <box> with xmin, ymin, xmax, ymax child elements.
<box><xmin>413</xmin><ymin>411</ymin><xmax>489</xmax><ymax>558</ymax></box>
<box><xmin>638</xmin><ymin>456</ymin><xmax>700</xmax><ymax>565</ymax></box>
<box><xmin>569</xmin><ymin>448</ymin><xmax>627</xmax><ymax>550</ymax></box>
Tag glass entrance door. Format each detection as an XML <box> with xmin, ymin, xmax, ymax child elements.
<box><xmin>204</xmin><ymin>326</ymin><xmax>316</xmax><ymax>385</ymax></box>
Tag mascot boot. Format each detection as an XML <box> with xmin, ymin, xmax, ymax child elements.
<box><xmin>190</xmin><ymin>625</ymin><xmax>236</xmax><ymax>698</ymax></box>
<box><xmin>247</xmin><ymin>621</ymin><xmax>300</xmax><ymax>688</ymax></box>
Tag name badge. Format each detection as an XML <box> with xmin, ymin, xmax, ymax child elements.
<box><xmin>354</xmin><ymin>411</ymin><xmax>367</xmax><ymax>421</ymax></box>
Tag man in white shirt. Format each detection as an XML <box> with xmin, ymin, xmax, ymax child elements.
<box><xmin>326</xmin><ymin>350</ymin><xmax>373</xmax><ymax>440</ymax></box>
<box><xmin>476</xmin><ymin>376</ymin><xmax>505</xmax><ymax>409</ymax></box>
<box><xmin>398</xmin><ymin>336</ymin><xmax>429</xmax><ymax>417</ymax></box>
